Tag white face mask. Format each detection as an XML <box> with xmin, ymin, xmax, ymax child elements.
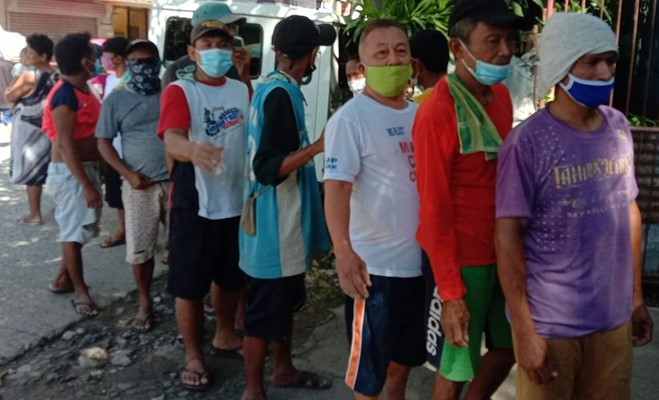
<box><xmin>348</xmin><ymin>77</ymin><xmax>366</xmax><ymax>96</ymax></box>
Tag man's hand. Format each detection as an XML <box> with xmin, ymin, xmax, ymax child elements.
<box><xmin>440</xmin><ymin>299</ymin><xmax>470</xmax><ymax>348</ymax></box>
<box><xmin>516</xmin><ymin>333</ymin><xmax>558</xmax><ymax>385</ymax></box>
<box><xmin>335</xmin><ymin>249</ymin><xmax>371</xmax><ymax>299</ymax></box>
<box><xmin>232</xmin><ymin>46</ymin><xmax>252</xmax><ymax>81</ymax></box>
<box><xmin>83</xmin><ymin>184</ymin><xmax>103</xmax><ymax>209</ymax></box>
<box><xmin>311</xmin><ymin>130</ymin><xmax>324</xmax><ymax>155</ymax></box>
<box><xmin>632</xmin><ymin>303</ymin><xmax>654</xmax><ymax>347</ymax></box>
<box><xmin>127</xmin><ymin>172</ymin><xmax>153</xmax><ymax>190</ymax></box>
<box><xmin>190</xmin><ymin>142</ymin><xmax>223</xmax><ymax>173</ymax></box>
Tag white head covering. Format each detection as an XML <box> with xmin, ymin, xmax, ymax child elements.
<box><xmin>538</xmin><ymin>13</ymin><xmax>618</xmax><ymax>98</ymax></box>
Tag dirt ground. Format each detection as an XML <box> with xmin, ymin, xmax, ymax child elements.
<box><xmin>0</xmin><ymin>257</ymin><xmax>343</xmax><ymax>400</ymax></box>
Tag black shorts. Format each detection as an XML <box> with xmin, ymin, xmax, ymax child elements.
<box><xmin>244</xmin><ymin>273</ymin><xmax>306</xmax><ymax>341</ymax></box>
<box><xmin>167</xmin><ymin>209</ymin><xmax>244</xmax><ymax>300</ymax></box>
<box><xmin>104</xmin><ymin>163</ymin><xmax>124</xmax><ymax>209</ymax></box>
<box><xmin>344</xmin><ymin>275</ymin><xmax>426</xmax><ymax>397</ymax></box>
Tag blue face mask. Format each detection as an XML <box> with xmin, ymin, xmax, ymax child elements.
<box><xmin>85</xmin><ymin>58</ymin><xmax>103</xmax><ymax>78</ymax></box>
<box><xmin>197</xmin><ymin>48</ymin><xmax>233</xmax><ymax>78</ymax></box>
<box><xmin>559</xmin><ymin>73</ymin><xmax>615</xmax><ymax>108</ymax></box>
<box><xmin>460</xmin><ymin>40</ymin><xmax>510</xmax><ymax>85</ymax></box>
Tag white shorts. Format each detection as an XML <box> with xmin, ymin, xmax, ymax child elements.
<box><xmin>122</xmin><ymin>180</ymin><xmax>168</xmax><ymax>265</ymax></box>
<box><xmin>45</xmin><ymin>162</ymin><xmax>102</xmax><ymax>244</ymax></box>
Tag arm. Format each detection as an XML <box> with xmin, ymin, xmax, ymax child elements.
<box><xmin>324</xmin><ymin>180</ymin><xmax>371</xmax><ymax>299</ymax></box>
<box><xmin>97</xmin><ymin>138</ymin><xmax>152</xmax><ymax>189</ymax></box>
<box><xmin>164</xmin><ymin>128</ymin><xmax>222</xmax><ymax>173</ymax></box>
<box><xmin>157</xmin><ymin>84</ymin><xmax>222</xmax><ymax>173</ymax></box>
<box><xmin>413</xmin><ymin>111</ymin><xmax>469</xmax><ymax>347</ymax></box>
<box><xmin>232</xmin><ymin>47</ymin><xmax>254</xmax><ymax>99</ymax></box>
<box><xmin>4</xmin><ymin>71</ymin><xmax>36</xmax><ymax>103</ymax></box>
<box><xmin>52</xmin><ymin>105</ymin><xmax>102</xmax><ymax>208</ymax></box>
<box><xmin>630</xmin><ymin>201</ymin><xmax>654</xmax><ymax>347</ymax></box>
<box><xmin>495</xmin><ymin>218</ymin><xmax>557</xmax><ymax>384</ymax></box>
<box><xmin>253</xmin><ymin>88</ymin><xmax>322</xmax><ymax>185</ymax></box>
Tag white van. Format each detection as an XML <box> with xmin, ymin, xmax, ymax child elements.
<box><xmin>150</xmin><ymin>0</ymin><xmax>343</xmax><ymax>175</ymax></box>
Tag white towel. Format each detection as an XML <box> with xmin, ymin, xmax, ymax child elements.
<box><xmin>538</xmin><ymin>12</ymin><xmax>617</xmax><ymax>98</ymax></box>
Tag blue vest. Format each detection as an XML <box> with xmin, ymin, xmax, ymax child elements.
<box><xmin>239</xmin><ymin>71</ymin><xmax>329</xmax><ymax>279</ymax></box>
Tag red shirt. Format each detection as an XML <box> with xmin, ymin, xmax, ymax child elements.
<box><xmin>43</xmin><ymin>79</ymin><xmax>101</xmax><ymax>141</ymax></box>
<box><xmin>412</xmin><ymin>77</ymin><xmax>513</xmax><ymax>301</ymax></box>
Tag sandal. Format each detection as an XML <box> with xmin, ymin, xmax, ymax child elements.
<box><xmin>100</xmin><ymin>234</ymin><xmax>125</xmax><ymax>248</ymax></box>
<box><xmin>209</xmin><ymin>344</ymin><xmax>243</xmax><ymax>360</ymax></box>
<box><xmin>131</xmin><ymin>312</ymin><xmax>154</xmax><ymax>333</ymax></box>
<box><xmin>47</xmin><ymin>283</ymin><xmax>74</xmax><ymax>294</ymax></box>
<box><xmin>19</xmin><ymin>215</ymin><xmax>43</xmax><ymax>225</ymax></box>
<box><xmin>179</xmin><ymin>361</ymin><xmax>211</xmax><ymax>392</ymax></box>
<box><xmin>271</xmin><ymin>370</ymin><xmax>332</xmax><ymax>390</ymax></box>
<box><xmin>70</xmin><ymin>299</ymin><xmax>99</xmax><ymax>317</ymax></box>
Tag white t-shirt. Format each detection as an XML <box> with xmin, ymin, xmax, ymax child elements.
<box><xmin>324</xmin><ymin>94</ymin><xmax>422</xmax><ymax>278</ymax></box>
<box><xmin>173</xmin><ymin>78</ymin><xmax>249</xmax><ymax>220</ymax></box>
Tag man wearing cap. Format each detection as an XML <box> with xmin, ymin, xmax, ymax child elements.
<box><xmin>324</xmin><ymin>19</ymin><xmax>424</xmax><ymax>400</ymax></box>
<box><xmin>96</xmin><ymin>39</ymin><xmax>167</xmax><ymax>333</ymax></box>
<box><xmin>496</xmin><ymin>13</ymin><xmax>654</xmax><ymax>399</ymax></box>
<box><xmin>410</xmin><ymin>29</ymin><xmax>449</xmax><ymax>105</ymax></box>
<box><xmin>239</xmin><ymin>14</ymin><xmax>334</xmax><ymax>400</ymax></box>
<box><xmin>158</xmin><ymin>20</ymin><xmax>250</xmax><ymax>391</ymax></box>
<box><xmin>161</xmin><ymin>2</ymin><xmax>250</xmax><ymax>87</ymax></box>
<box><xmin>412</xmin><ymin>0</ymin><xmax>530</xmax><ymax>398</ymax></box>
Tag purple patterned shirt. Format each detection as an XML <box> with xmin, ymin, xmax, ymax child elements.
<box><xmin>496</xmin><ymin>105</ymin><xmax>638</xmax><ymax>339</ymax></box>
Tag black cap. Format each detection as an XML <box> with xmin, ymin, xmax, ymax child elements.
<box><xmin>272</xmin><ymin>15</ymin><xmax>336</xmax><ymax>59</ymax></box>
<box><xmin>449</xmin><ymin>0</ymin><xmax>534</xmax><ymax>32</ymax></box>
<box><xmin>126</xmin><ymin>39</ymin><xmax>159</xmax><ymax>59</ymax></box>
<box><xmin>190</xmin><ymin>20</ymin><xmax>233</xmax><ymax>45</ymax></box>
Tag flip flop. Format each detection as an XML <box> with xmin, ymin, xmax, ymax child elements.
<box><xmin>209</xmin><ymin>344</ymin><xmax>243</xmax><ymax>360</ymax></box>
<box><xmin>180</xmin><ymin>363</ymin><xmax>211</xmax><ymax>392</ymax></box>
<box><xmin>70</xmin><ymin>299</ymin><xmax>99</xmax><ymax>317</ymax></box>
<box><xmin>131</xmin><ymin>312</ymin><xmax>154</xmax><ymax>333</ymax></box>
<box><xmin>19</xmin><ymin>215</ymin><xmax>43</xmax><ymax>225</ymax></box>
<box><xmin>271</xmin><ymin>370</ymin><xmax>332</xmax><ymax>390</ymax></box>
<box><xmin>47</xmin><ymin>283</ymin><xmax>74</xmax><ymax>294</ymax></box>
<box><xmin>271</xmin><ymin>371</ymin><xmax>332</xmax><ymax>390</ymax></box>
<box><xmin>99</xmin><ymin>236</ymin><xmax>125</xmax><ymax>248</ymax></box>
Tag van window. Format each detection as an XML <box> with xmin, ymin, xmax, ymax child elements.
<box><xmin>164</xmin><ymin>17</ymin><xmax>263</xmax><ymax>79</ymax></box>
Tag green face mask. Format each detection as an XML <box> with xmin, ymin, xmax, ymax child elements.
<box><xmin>365</xmin><ymin>64</ymin><xmax>413</xmax><ymax>97</ymax></box>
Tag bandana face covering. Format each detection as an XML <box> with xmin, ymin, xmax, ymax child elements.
<box><xmin>126</xmin><ymin>58</ymin><xmax>161</xmax><ymax>96</ymax></box>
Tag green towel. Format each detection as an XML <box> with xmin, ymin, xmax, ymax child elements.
<box><xmin>446</xmin><ymin>73</ymin><xmax>502</xmax><ymax>161</ymax></box>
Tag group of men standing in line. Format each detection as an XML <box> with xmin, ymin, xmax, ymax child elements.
<box><xmin>17</xmin><ymin>0</ymin><xmax>654</xmax><ymax>398</ymax></box>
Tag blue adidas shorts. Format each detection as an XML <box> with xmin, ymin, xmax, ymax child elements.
<box><xmin>344</xmin><ymin>275</ymin><xmax>426</xmax><ymax>396</ymax></box>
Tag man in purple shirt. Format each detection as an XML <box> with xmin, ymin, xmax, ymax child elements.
<box><xmin>495</xmin><ymin>13</ymin><xmax>653</xmax><ymax>400</ymax></box>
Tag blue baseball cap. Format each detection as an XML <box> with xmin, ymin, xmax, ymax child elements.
<box><xmin>192</xmin><ymin>2</ymin><xmax>246</xmax><ymax>27</ymax></box>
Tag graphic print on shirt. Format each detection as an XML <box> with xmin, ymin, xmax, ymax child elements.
<box><xmin>551</xmin><ymin>129</ymin><xmax>634</xmax><ymax>220</ymax></box>
<box><xmin>397</xmin><ymin>133</ymin><xmax>416</xmax><ymax>182</ymax></box>
<box><xmin>204</xmin><ymin>106</ymin><xmax>245</xmax><ymax>138</ymax></box>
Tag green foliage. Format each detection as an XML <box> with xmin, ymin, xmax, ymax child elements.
<box><xmin>629</xmin><ymin>114</ymin><xmax>659</xmax><ymax>127</ymax></box>
<box><xmin>554</xmin><ymin>0</ymin><xmax>614</xmax><ymax>23</ymax></box>
<box><xmin>345</xmin><ymin>0</ymin><xmax>453</xmax><ymax>40</ymax></box>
